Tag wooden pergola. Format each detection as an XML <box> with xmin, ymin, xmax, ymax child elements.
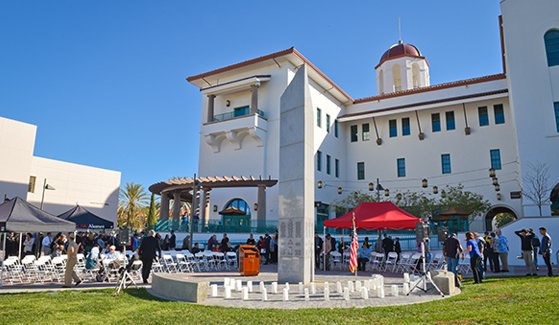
<box><xmin>148</xmin><ymin>176</ymin><xmax>278</xmax><ymax>229</ymax></box>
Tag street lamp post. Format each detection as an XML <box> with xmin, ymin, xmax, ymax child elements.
<box><xmin>375</xmin><ymin>178</ymin><xmax>384</xmax><ymax>201</ymax></box>
<box><xmin>40</xmin><ymin>178</ymin><xmax>55</xmax><ymax>210</ymax></box>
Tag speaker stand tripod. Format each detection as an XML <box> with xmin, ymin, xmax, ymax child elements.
<box><xmin>407</xmin><ymin>240</ymin><xmax>445</xmax><ymax>297</ymax></box>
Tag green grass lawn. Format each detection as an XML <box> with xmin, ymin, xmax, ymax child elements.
<box><xmin>0</xmin><ymin>276</ymin><xmax>558</xmax><ymax>324</ymax></box>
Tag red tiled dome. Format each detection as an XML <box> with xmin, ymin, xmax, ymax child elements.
<box><xmin>377</xmin><ymin>41</ymin><xmax>422</xmax><ymax>67</ymax></box>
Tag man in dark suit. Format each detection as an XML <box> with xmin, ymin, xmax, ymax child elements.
<box><xmin>169</xmin><ymin>230</ymin><xmax>176</xmax><ymax>250</ymax></box>
<box><xmin>139</xmin><ymin>230</ymin><xmax>161</xmax><ymax>284</ymax></box>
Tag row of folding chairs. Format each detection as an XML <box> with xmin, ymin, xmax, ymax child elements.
<box><xmin>151</xmin><ymin>251</ymin><xmax>239</xmax><ymax>275</ymax></box>
<box><xmin>1</xmin><ymin>254</ymin><xmax>74</xmax><ymax>284</ymax></box>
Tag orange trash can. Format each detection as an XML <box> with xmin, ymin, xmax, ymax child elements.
<box><xmin>239</xmin><ymin>245</ymin><xmax>261</xmax><ymax>276</ymax></box>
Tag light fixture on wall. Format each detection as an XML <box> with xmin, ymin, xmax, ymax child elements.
<box><xmin>317</xmin><ymin>180</ymin><xmax>323</xmax><ymax>189</ymax></box>
<box><xmin>432</xmin><ymin>186</ymin><xmax>439</xmax><ymax>194</ymax></box>
<box><xmin>337</xmin><ymin>187</ymin><xmax>343</xmax><ymax>195</ymax></box>
<box><xmin>495</xmin><ymin>184</ymin><xmax>501</xmax><ymax>192</ymax></box>
<box><xmin>368</xmin><ymin>182</ymin><xmax>374</xmax><ymax>191</ymax></box>
<box><xmin>496</xmin><ymin>193</ymin><xmax>502</xmax><ymax>201</ymax></box>
<box><xmin>384</xmin><ymin>188</ymin><xmax>390</xmax><ymax>197</ymax></box>
<box><xmin>422</xmin><ymin>179</ymin><xmax>428</xmax><ymax>188</ymax></box>
<box><xmin>489</xmin><ymin>168</ymin><xmax>496</xmax><ymax>178</ymax></box>
<box><xmin>253</xmin><ymin>203</ymin><xmax>258</xmax><ymax>211</ymax></box>
<box><xmin>492</xmin><ymin>177</ymin><xmax>499</xmax><ymax>186</ymax></box>
<box><xmin>213</xmin><ymin>205</ymin><xmax>218</xmax><ymax>212</ymax></box>
<box><xmin>226</xmin><ymin>100</ymin><xmax>231</xmax><ymax>107</ymax></box>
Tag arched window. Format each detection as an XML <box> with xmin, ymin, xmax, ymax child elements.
<box><xmin>392</xmin><ymin>64</ymin><xmax>401</xmax><ymax>92</ymax></box>
<box><xmin>223</xmin><ymin>198</ymin><xmax>251</xmax><ymax>215</ymax></box>
<box><xmin>378</xmin><ymin>70</ymin><xmax>384</xmax><ymax>94</ymax></box>
<box><xmin>544</xmin><ymin>29</ymin><xmax>559</xmax><ymax>67</ymax></box>
<box><xmin>412</xmin><ymin>63</ymin><xmax>420</xmax><ymax>88</ymax></box>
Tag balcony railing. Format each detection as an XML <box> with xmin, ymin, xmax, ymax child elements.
<box><xmin>212</xmin><ymin>106</ymin><xmax>265</xmax><ymax>122</ymax></box>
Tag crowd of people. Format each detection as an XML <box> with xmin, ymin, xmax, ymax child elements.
<box><xmin>314</xmin><ymin>233</ymin><xmax>402</xmax><ymax>272</ymax></box>
<box><xmin>443</xmin><ymin>227</ymin><xmax>554</xmax><ymax>288</ymax></box>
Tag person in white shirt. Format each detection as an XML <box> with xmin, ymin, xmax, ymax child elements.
<box><xmin>105</xmin><ymin>245</ymin><xmax>120</xmax><ymax>260</ymax></box>
<box><xmin>23</xmin><ymin>233</ymin><xmax>35</xmax><ymax>256</ymax></box>
<box><xmin>41</xmin><ymin>233</ymin><xmax>52</xmax><ymax>256</ymax></box>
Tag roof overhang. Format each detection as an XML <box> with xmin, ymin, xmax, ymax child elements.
<box><xmin>186</xmin><ymin>47</ymin><xmax>353</xmax><ymax>104</ymax></box>
<box><xmin>201</xmin><ymin>75</ymin><xmax>271</xmax><ymax>96</ymax></box>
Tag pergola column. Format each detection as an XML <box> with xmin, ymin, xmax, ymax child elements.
<box><xmin>200</xmin><ymin>188</ymin><xmax>207</xmax><ymax>226</ymax></box>
<box><xmin>160</xmin><ymin>193</ymin><xmax>170</xmax><ymax>220</ymax></box>
<box><xmin>172</xmin><ymin>192</ymin><xmax>181</xmax><ymax>221</ymax></box>
<box><xmin>250</xmin><ymin>84</ymin><xmax>259</xmax><ymax>114</ymax></box>
<box><xmin>207</xmin><ymin>94</ymin><xmax>216</xmax><ymax>123</ymax></box>
<box><xmin>257</xmin><ymin>185</ymin><xmax>266</xmax><ymax>228</ymax></box>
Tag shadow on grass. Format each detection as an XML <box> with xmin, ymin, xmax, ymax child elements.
<box><xmin>121</xmin><ymin>288</ymin><xmax>175</xmax><ymax>303</ymax></box>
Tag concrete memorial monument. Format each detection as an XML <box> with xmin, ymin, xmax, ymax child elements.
<box><xmin>278</xmin><ymin>64</ymin><xmax>315</xmax><ymax>284</ymax></box>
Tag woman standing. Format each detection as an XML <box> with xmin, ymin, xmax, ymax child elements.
<box><xmin>466</xmin><ymin>232</ymin><xmax>483</xmax><ymax>284</ymax></box>
<box><xmin>23</xmin><ymin>233</ymin><xmax>35</xmax><ymax>256</ymax></box>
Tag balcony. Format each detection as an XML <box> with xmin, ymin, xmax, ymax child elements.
<box><xmin>212</xmin><ymin>106</ymin><xmax>265</xmax><ymax>122</ymax></box>
<box><xmin>202</xmin><ymin>107</ymin><xmax>267</xmax><ymax>153</ymax></box>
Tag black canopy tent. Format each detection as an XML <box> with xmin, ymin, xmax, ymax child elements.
<box><xmin>0</xmin><ymin>197</ymin><xmax>75</xmax><ymax>233</ymax></box>
<box><xmin>57</xmin><ymin>205</ymin><xmax>113</xmax><ymax>230</ymax></box>
<box><xmin>0</xmin><ymin>197</ymin><xmax>76</xmax><ymax>259</ymax></box>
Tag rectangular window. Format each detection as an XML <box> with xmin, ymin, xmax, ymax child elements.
<box><xmin>389</xmin><ymin>119</ymin><xmax>397</xmax><ymax>137</ymax></box>
<box><xmin>494</xmin><ymin>104</ymin><xmax>505</xmax><ymax>125</ymax></box>
<box><xmin>478</xmin><ymin>106</ymin><xmax>489</xmax><ymax>126</ymax></box>
<box><xmin>357</xmin><ymin>162</ymin><xmax>365</xmax><ymax>180</ymax></box>
<box><xmin>362</xmin><ymin>123</ymin><xmax>370</xmax><ymax>141</ymax></box>
<box><xmin>326</xmin><ymin>155</ymin><xmax>331</xmax><ymax>175</ymax></box>
<box><xmin>397</xmin><ymin>158</ymin><xmax>406</xmax><ymax>177</ymax></box>
<box><xmin>445</xmin><ymin>111</ymin><xmax>456</xmax><ymax>130</ymax></box>
<box><xmin>490</xmin><ymin>149</ymin><xmax>502</xmax><ymax>170</ymax></box>
<box><xmin>335</xmin><ymin>158</ymin><xmax>340</xmax><ymax>178</ymax></box>
<box><xmin>441</xmin><ymin>154</ymin><xmax>451</xmax><ymax>174</ymax></box>
<box><xmin>401</xmin><ymin>117</ymin><xmax>411</xmax><ymax>136</ymax></box>
<box><xmin>555</xmin><ymin>102</ymin><xmax>559</xmax><ymax>132</ymax></box>
<box><xmin>317</xmin><ymin>108</ymin><xmax>322</xmax><ymax>128</ymax></box>
<box><xmin>28</xmin><ymin>176</ymin><xmax>36</xmax><ymax>193</ymax></box>
<box><xmin>334</xmin><ymin>120</ymin><xmax>339</xmax><ymax>138</ymax></box>
<box><xmin>317</xmin><ymin>151</ymin><xmax>322</xmax><ymax>172</ymax></box>
<box><xmin>431</xmin><ymin>113</ymin><xmax>441</xmax><ymax>132</ymax></box>
<box><xmin>350</xmin><ymin>125</ymin><xmax>358</xmax><ymax>142</ymax></box>
<box><xmin>326</xmin><ymin>114</ymin><xmax>331</xmax><ymax>132</ymax></box>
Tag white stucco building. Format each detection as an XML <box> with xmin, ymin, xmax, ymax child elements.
<box><xmin>161</xmin><ymin>0</ymin><xmax>559</xmax><ymax>233</ymax></box>
<box><xmin>0</xmin><ymin>116</ymin><xmax>121</xmax><ymax>225</ymax></box>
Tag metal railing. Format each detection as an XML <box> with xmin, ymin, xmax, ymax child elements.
<box><xmin>212</xmin><ymin>107</ymin><xmax>265</xmax><ymax>122</ymax></box>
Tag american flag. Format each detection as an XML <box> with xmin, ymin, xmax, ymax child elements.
<box><xmin>349</xmin><ymin>212</ymin><xmax>358</xmax><ymax>274</ymax></box>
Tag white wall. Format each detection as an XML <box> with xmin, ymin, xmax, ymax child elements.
<box><xmin>27</xmin><ymin>157</ymin><xmax>120</xmax><ymax>224</ymax></box>
<box><xmin>0</xmin><ymin>117</ymin><xmax>36</xmax><ymax>200</ymax></box>
<box><xmin>501</xmin><ymin>0</ymin><xmax>559</xmax><ymax>216</ymax></box>
<box><xmin>499</xmin><ymin>216</ymin><xmax>559</xmax><ymax>266</ymax></box>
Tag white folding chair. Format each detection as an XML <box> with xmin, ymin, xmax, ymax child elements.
<box><xmin>226</xmin><ymin>252</ymin><xmax>238</xmax><ymax>270</ymax></box>
<box><xmin>330</xmin><ymin>251</ymin><xmax>342</xmax><ymax>270</ymax></box>
<box><xmin>175</xmin><ymin>254</ymin><xmax>192</xmax><ymax>273</ymax></box>
<box><xmin>162</xmin><ymin>254</ymin><xmax>178</xmax><ymax>273</ymax></box>
<box><xmin>384</xmin><ymin>252</ymin><xmax>399</xmax><ymax>272</ymax></box>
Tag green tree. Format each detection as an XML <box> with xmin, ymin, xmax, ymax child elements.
<box><xmin>145</xmin><ymin>193</ymin><xmax>159</xmax><ymax>230</ymax></box>
<box><xmin>395</xmin><ymin>190</ymin><xmax>436</xmax><ymax>219</ymax></box>
<box><xmin>334</xmin><ymin>191</ymin><xmax>377</xmax><ymax>214</ymax></box>
<box><xmin>494</xmin><ymin>212</ymin><xmax>516</xmax><ymax>229</ymax></box>
<box><xmin>436</xmin><ymin>185</ymin><xmax>491</xmax><ymax>217</ymax></box>
<box><xmin>118</xmin><ymin>182</ymin><xmax>149</xmax><ymax>230</ymax></box>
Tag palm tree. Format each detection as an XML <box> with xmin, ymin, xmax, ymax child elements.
<box><xmin>118</xmin><ymin>182</ymin><xmax>149</xmax><ymax>230</ymax></box>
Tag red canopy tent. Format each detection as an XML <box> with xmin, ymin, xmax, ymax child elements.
<box><xmin>324</xmin><ymin>201</ymin><xmax>420</xmax><ymax>230</ymax></box>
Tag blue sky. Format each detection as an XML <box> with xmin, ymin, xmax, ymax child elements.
<box><xmin>0</xmin><ymin>0</ymin><xmax>503</xmax><ymax>190</ymax></box>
